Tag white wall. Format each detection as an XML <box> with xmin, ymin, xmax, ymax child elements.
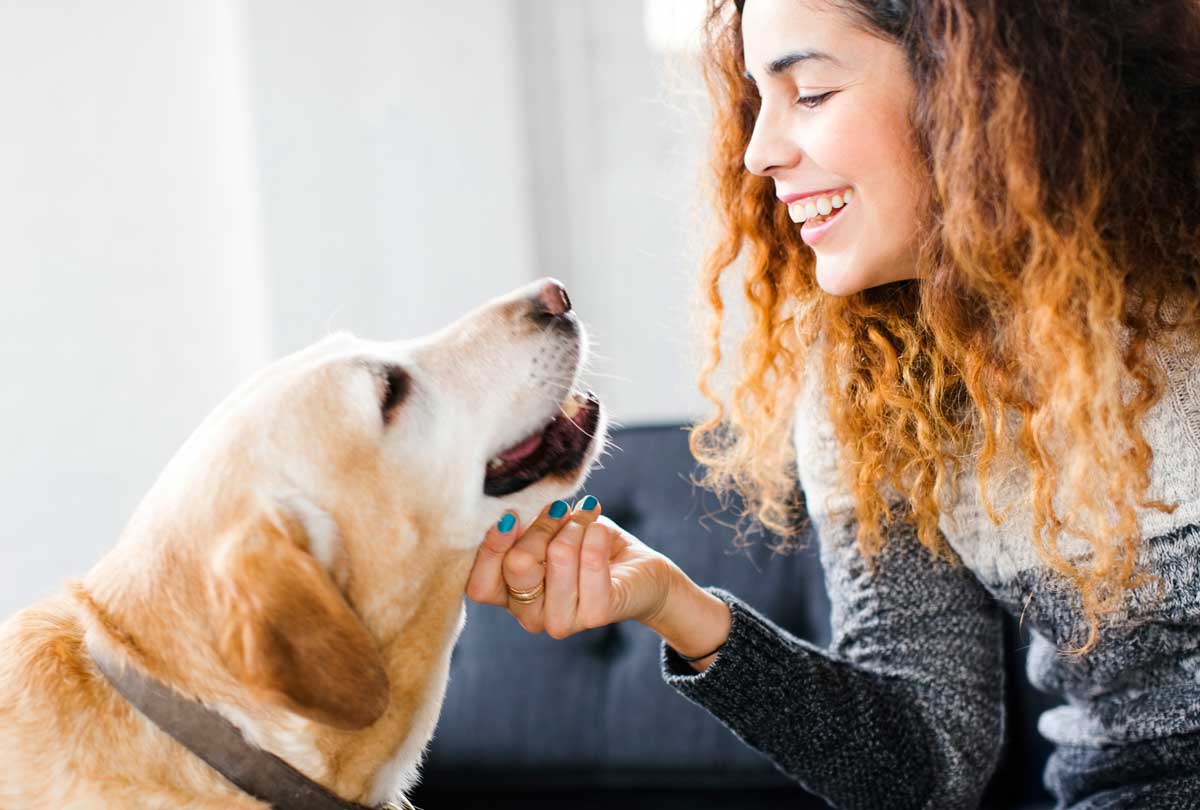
<box><xmin>0</xmin><ymin>0</ymin><xmax>269</xmax><ymax>617</ymax></box>
<box><xmin>242</xmin><ymin>0</ymin><xmax>539</xmax><ymax>351</ymax></box>
<box><xmin>0</xmin><ymin>0</ymin><xmax>720</xmax><ymax>616</ymax></box>
<box><xmin>517</xmin><ymin>0</ymin><xmax>715</xmax><ymax>425</ymax></box>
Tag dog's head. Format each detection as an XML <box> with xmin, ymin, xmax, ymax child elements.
<box><xmin>119</xmin><ymin>278</ymin><xmax>607</xmax><ymax>731</ymax></box>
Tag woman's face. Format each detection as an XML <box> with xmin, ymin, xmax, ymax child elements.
<box><xmin>741</xmin><ymin>0</ymin><xmax>924</xmax><ymax>296</ymax></box>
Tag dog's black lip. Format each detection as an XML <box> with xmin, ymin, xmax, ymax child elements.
<box><xmin>482</xmin><ymin>393</ymin><xmax>600</xmax><ymax>497</ymax></box>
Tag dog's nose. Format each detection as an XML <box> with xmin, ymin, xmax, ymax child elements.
<box><xmin>531</xmin><ymin>278</ymin><xmax>572</xmax><ymax>320</ymax></box>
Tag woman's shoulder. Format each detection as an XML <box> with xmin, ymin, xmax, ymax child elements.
<box><xmin>1148</xmin><ymin>325</ymin><xmax>1200</xmax><ymax>453</ymax></box>
<box><xmin>1136</xmin><ymin>326</ymin><xmax>1200</xmax><ymax>534</ymax></box>
<box><xmin>791</xmin><ymin>351</ymin><xmax>856</xmax><ymax>518</ymax></box>
<box><xmin>791</xmin><ymin>323</ymin><xmax>1200</xmax><ymax>526</ymax></box>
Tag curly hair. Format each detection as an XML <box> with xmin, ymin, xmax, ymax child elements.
<box><xmin>689</xmin><ymin>0</ymin><xmax>1200</xmax><ymax>654</ymax></box>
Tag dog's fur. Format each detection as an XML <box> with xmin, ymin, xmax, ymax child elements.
<box><xmin>0</xmin><ymin>279</ymin><xmax>607</xmax><ymax>809</ymax></box>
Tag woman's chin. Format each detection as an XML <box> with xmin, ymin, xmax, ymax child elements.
<box><xmin>814</xmin><ymin>260</ymin><xmax>869</xmax><ymax>297</ymax></box>
<box><xmin>814</xmin><ymin>256</ymin><xmax>917</xmax><ymax>297</ymax></box>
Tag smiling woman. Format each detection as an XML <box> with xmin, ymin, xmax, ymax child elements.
<box><xmin>736</xmin><ymin>0</ymin><xmax>926</xmax><ymax>293</ymax></box>
<box><xmin>677</xmin><ymin>0</ymin><xmax>1200</xmax><ymax>806</ymax></box>
<box><xmin>468</xmin><ymin>0</ymin><xmax>1200</xmax><ymax>808</ymax></box>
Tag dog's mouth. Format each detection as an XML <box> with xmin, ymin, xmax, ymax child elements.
<box><xmin>482</xmin><ymin>390</ymin><xmax>601</xmax><ymax>497</ymax></box>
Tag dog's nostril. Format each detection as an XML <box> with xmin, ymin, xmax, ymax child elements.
<box><xmin>532</xmin><ymin>279</ymin><xmax>571</xmax><ymax>319</ymax></box>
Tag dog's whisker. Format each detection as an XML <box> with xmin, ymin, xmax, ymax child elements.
<box><xmin>554</xmin><ymin>402</ymin><xmax>596</xmax><ymax>439</ymax></box>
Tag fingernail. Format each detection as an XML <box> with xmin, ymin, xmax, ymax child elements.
<box><xmin>497</xmin><ymin>513</ymin><xmax>516</xmax><ymax>533</ymax></box>
<box><xmin>549</xmin><ymin>500</ymin><xmax>568</xmax><ymax>519</ymax></box>
<box><xmin>580</xmin><ymin>495</ymin><xmax>598</xmax><ymax>511</ymax></box>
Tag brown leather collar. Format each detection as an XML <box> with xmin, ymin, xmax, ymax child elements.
<box><xmin>87</xmin><ymin>640</ymin><xmax>418</xmax><ymax>810</ymax></box>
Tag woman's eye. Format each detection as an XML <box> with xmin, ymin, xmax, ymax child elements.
<box><xmin>796</xmin><ymin>91</ymin><xmax>834</xmax><ymax>109</ymax></box>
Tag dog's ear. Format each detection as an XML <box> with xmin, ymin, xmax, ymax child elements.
<box><xmin>209</xmin><ymin>500</ymin><xmax>389</xmax><ymax>730</ymax></box>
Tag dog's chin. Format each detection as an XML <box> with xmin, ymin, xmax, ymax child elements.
<box><xmin>482</xmin><ymin>391</ymin><xmax>604</xmax><ymax>499</ymax></box>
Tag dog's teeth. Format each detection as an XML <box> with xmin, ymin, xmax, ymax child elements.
<box><xmin>562</xmin><ymin>398</ymin><xmax>581</xmax><ymax>418</ymax></box>
<box><xmin>488</xmin><ymin>457</ymin><xmax>504</xmax><ymax>469</ymax></box>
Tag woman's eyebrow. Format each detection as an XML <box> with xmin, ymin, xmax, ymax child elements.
<box><xmin>743</xmin><ymin>49</ymin><xmax>844</xmax><ymax>84</ymax></box>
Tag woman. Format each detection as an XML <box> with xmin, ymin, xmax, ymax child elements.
<box><xmin>465</xmin><ymin>0</ymin><xmax>1200</xmax><ymax>807</ymax></box>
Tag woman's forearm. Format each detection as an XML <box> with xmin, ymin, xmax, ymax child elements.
<box><xmin>643</xmin><ymin>566</ymin><xmax>732</xmax><ymax>672</ymax></box>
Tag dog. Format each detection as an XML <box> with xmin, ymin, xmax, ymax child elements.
<box><xmin>0</xmin><ymin>278</ymin><xmax>607</xmax><ymax>809</ymax></box>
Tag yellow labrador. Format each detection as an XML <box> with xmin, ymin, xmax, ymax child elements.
<box><xmin>0</xmin><ymin>278</ymin><xmax>607</xmax><ymax>809</ymax></box>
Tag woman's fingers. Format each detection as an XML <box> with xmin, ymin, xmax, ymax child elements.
<box><xmin>465</xmin><ymin>511</ymin><xmax>522</xmax><ymax>606</ymax></box>
<box><xmin>468</xmin><ymin>497</ymin><xmax>612</xmax><ymax>638</ymax></box>
<box><xmin>502</xmin><ymin>499</ymin><xmax>572</xmax><ymax>630</ymax></box>
<box><xmin>577</xmin><ymin>518</ymin><xmax>614</xmax><ymax>628</ymax></box>
<box><xmin>543</xmin><ymin>496</ymin><xmax>602</xmax><ymax>638</ymax></box>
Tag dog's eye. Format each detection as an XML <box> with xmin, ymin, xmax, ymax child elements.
<box><xmin>379</xmin><ymin>365</ymin><xmax>410</xmax><ymax>425</ymax></box>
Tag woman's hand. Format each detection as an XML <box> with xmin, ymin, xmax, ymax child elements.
<box><xmin>465</xmin><ymin>497</ymin><xmax>681</xmax><ymax>638</ymax></box>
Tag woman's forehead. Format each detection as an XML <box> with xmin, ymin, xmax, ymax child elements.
<box><xmin>741</xmin><ymin>0</ymin><xmax>860</xmax><ymax>80</ymax></box>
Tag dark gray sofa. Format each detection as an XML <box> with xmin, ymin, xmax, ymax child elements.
<box><xmin>410</xmin><ymin>424</ymin><xmax>1061</xmax><ymax>809</ymax></box>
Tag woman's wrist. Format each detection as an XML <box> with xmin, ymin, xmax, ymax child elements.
<box><xmin>644</xmin><ymin>565</ymin><xmax>732</xmax><ymax>672</ymax></box>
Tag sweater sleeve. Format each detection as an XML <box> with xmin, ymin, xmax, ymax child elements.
<box><xmin>659</xmin><ymin>512</ymin><xmax>1007</xmax><ymax>809</ymax></box>
<box><xmin>660</xmin><ymin>366</ymin><xmax>1005</xmax><ymax>809</ymax></box>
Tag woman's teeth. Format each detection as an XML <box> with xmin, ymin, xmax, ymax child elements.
<box><xmin>788</xmin><ymin>187</ymin><xmax>853</xmax><ymax>224</ymax></box>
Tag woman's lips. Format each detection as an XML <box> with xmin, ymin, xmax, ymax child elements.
<box><xmin>780</xmin><ymin>186</ymin><xmax>854</xmax><ymax>246</ymax></box>
<box><xmin>799</xmin><ymin>199</ymin><xmax>849</xmax><ymax>246</ymax></box>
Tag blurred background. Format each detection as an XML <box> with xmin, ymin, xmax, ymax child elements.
<box><xmin>0</xmin><ymin>0</ymin><xmax>731</xmax><ymax>616</ymax></box>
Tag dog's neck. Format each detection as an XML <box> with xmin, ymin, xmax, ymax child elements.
<box><xmin>75</xmin><ymin>545</ymin><xmax>477</xmax><ymax>806</ymax></box>
<box><xmin>86</xmin><ymin>637</ymin><xmax>417</xmax><ymax>810</ymax></box>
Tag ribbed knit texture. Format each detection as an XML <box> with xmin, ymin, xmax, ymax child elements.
<box><xmin>661</xmin><ymin>336</ymin><xmax>1200</xmax><ymax>809</ymax></box>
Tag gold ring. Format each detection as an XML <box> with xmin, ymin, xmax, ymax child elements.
<box><xmin>507</xmin><ymin>581</ymin><xmax>545</xmax><ymax>604</ymax></box>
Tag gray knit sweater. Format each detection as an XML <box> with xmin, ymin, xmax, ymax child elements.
<box><xmin>660</xmin><ymin>331</ymin><xmax>1200</xmax><ymax>809</ymax></box>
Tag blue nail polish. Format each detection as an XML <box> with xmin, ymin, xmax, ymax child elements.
<box><xmin>580</xmin><ymin>495</ymin><xmax>598</xmax><ymax>511</ymax></box>
<box><xmin>498</xmin><ymin>513</ymin><xmax>515</xmax><ymax>533</ymax></box>
<box><xmin>549</xmin><ymin>500</ymin><xmax>568</xmax><ymax>519</ymax></box>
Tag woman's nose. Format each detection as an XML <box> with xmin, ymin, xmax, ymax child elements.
<box><xmin>743</xmin><ymin>107</ymin><xmax>802</xmax><ymax>177</ymax></box>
